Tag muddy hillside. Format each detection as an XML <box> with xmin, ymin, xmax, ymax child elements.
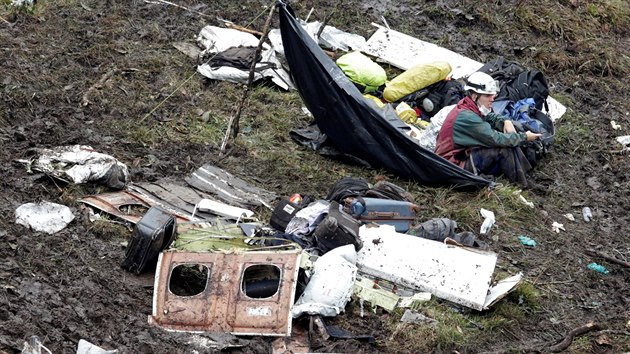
<box><xmin>0</xmin><ymin>0</ymin><xmax>628</xmax><ymax>353</ymax></box>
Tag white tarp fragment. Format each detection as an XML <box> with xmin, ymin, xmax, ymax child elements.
<box><xmin>616</xmin><ymin>135</ymin><xmax>630</xmax><ymax>150</ymax></box>
<box><xmin>400</xmin><ymin>309</ymin><xmax>438</xmax><ymax>325</ymax></box>
<box><xmin>15</xmin><ymin>201</ymin><xmax>75</xmax><ymax>234</ymax></box>
<box><xmin>364</xmin><ymin>24</ymin><xmax>567</xmax><ymax>121</ymax></box>
<box><xmin>76</xmin><ymin>339</ymin><xmax>118</xmax><ymax>354</ymax></box>
<box><xmin>480</xmin><ymin>208</ymin><xmax>496</xmax><ymax>234</ymax></box>
<box><xmin>292</xmin><ymin>245</ymin><xmax>357</xmax><ymax>317</ymax></box>
<box><xmin>18</xmin><ymin>145</ymin><xmax>130</xmax><ymax>189</ymax></box>
<box><xmin>196</xmin><ymin>26</ymin><xmax>294</xmax><ymax>90</ymax></box>
<box><xmin>357</xmin><ymin>224</ymin><xmax>521</xmax><ymax>310</ymax></box>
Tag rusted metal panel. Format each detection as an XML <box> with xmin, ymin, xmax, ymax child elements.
<box><xmin>149</xmin><ymin>250</ymin><xmax>301</xmax><ymax>336</ymax></box>
<box><xmin>79</xmin><ymin>190</ymin><xmax>193</xmax><ymax>224</ymax></box>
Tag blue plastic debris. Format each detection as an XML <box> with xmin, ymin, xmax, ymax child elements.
<box><xmin>518</xmin><ymin>235</ymin><xmax>536</xmax><ymax>247</ymax></box>
<box><xmin>587</xmin><ymin>263</ymin><xmax>609</xmax><ymax>274</ymax></box>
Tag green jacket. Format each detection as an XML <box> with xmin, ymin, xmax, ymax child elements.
<box><xmin>453</xmin><ymin>110</ymin><xmax>526</xmax><ymax>148</ymax></box>
<box><xmin>436</xmin><ymin>97</ymin><xmax>526</xmax><ymax>165</ymax></box>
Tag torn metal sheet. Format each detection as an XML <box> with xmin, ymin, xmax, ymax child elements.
<box><xmin>269</xmin><ymin>21</ymin><xmax>366</xmax><ymax>57</ymax></box>
<box><xmin>353</xmin><ymin>277</ymin><xmax>400</xmax><ymax>312</ymax></box>
<box><xmin>17</xmin><ymin>145</ymin><xmax>130</xmax><ymax>189</ymax></box>
<box><xmin>357</xmin><ymin>224</ymin><xmax>521</xmax><ymax>311</ymax></box>
<box><xmin>171</xmin><ymin>221</ymin><xmax>255</xmax><ymax>252</ymax></box>
<box><xmin>79</xmin><ymin>180</ymin><xmax>251</xmax><ymax>224</ymax></box>
<box><xmin>185</xmin><ymin>164</ymin><xmax>277</xmax><ymax>210</ymax></box>
<box><xmin>363</xmin><ymin>24</ymin><xmax>566</xmax><ymax>121</ymax></box>
<box><xmin>78</xmin><ymin>190</ymin><xmax>192</xmax><ymax>225</ymax></box>
<box><xmin>196</xmin><ymin>26</ymin><xmax>294</xmax><ymax>90</ymax></box>
<box><xmin>149</xmin><ymin>249</ymin><xmax>302</xmax><ymax>336</ymax></box>
<box><xmin>483</xmin><ymin>273</ymin><xmax>523</xmax><ymax>309</ymax></box>
<box><xmin>127</xmin><ymin>181</ymin><xmax>219</xmax><ymax>219</ymax></box>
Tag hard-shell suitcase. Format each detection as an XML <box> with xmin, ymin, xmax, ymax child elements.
<box><xmin>121</xmin><ymin>206</ymin><xmax>177</xmax><ymax>274</ymax></box>
<box><xmin>354</xmin><ymin>197</ymin><xmax>418</xmax><ymax>232</ymax></box>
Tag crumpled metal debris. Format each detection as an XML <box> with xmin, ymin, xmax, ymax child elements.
<box><xmin>18</xmin><ymin>145</ymin><xmax>129</xmax><ymax>189</ymax></box>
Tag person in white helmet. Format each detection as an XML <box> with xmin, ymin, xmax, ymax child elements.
<box><xmin>435</xmin><ymin>71</ymin><xmax>541</xmax><ymax>187</ymax></box>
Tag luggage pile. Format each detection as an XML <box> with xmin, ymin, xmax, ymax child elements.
<box><xmin>336</xmin><ymin>51</ymin><xmax>465</xmax><ymax>128</ymax></box>
<box><xmin>266</xmin><ymin>176</ymin><xmax>486</xmax><ymax>256</ymax></box>
<box><xmin>334</xmin><ymin>52</ymin><xmax>555</xmax><ymax>166</ymax></box>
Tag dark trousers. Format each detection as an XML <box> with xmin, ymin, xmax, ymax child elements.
<box><xmin>464</xmin><ymin>147</ymin><xmax>532</xmax><ymax>187</ymax></box>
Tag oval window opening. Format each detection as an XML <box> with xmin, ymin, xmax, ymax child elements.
<box><xmin>169</xmin><ymin>264</ymin><xmax>208</xmax><ymax>297</ymax></box>
<box><xmin>242</xmin><ymin>264</ymin><xmax>281</xmax><ymax>299</ymax></box>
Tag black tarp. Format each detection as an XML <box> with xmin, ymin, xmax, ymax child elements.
<box><xmin>278</xmin><ymin>2</ymin><xmax>491</xmax><ymax>189</ymax></box>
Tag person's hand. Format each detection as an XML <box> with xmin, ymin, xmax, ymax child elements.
<box><xmin>503</xmin><ymin>120</ymin><xmax>516</xmax><ymax>133</ymax></box>
<box><xmin>525</xmin><ymin>131</ymin><xmax>542</xmax><ymax>141</ymax></box>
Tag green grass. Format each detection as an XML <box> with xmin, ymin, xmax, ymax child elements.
<box><xmin>376</xmin><ymin>281</ymin><xmax>543</xmax><ymax>352</ymax></box>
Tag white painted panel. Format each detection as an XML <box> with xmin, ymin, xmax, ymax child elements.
<box><xmin>357</xmin><ymin>224</ymin><xmax>497</xmax><ymax>310</ymax></box>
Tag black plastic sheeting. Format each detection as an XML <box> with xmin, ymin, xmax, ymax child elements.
<box><xmin>278</xmin><ymin>2</ymin><xmax>491</xmax><ymax>189</ymax></box>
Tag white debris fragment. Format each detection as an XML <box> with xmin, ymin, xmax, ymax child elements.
<box><xmin>15</xmin><ymin>201</ymin><xmax>75</xmax><ymax>234</ymax></box>
<box><xmin>610</xmin><ymin>120</ymin><xmax>621</xmax><ymax>130</ymax></box>
<box><xmin>400</xmin><ymin>309</ymin><xmax>438</xmax><ymax>325</ymax></box>
<box><xmin>551</xmin><ymin>221</ymin><xmax>565</xmax><ymax>233</ymax></box>
<box><xmin>12</xmin><ymin>0</ymin><xmax>35</xmax><ymax>6</ymax></box>
<box><xmin>616</xmin><ymin>135</ymin><xmax>630</xmax><ymax>151</ymax></box>
<box><xmin>76</xmin><ymin>339</ymin><xmax>118</xmax><ymax>354</ymax></box>
<box><xmin>563</xmin><ymin>213</ymin><xmax>575</xmax><ymax>221</ymax></box>
<box><xmin>18</xmin><ymin>145</ymin><xmax>130</xmax><ymax>189</ymax></box>
<box><xmin>292</xmin><ymin>245</ymin><xmax>357</xmax><ymax>318</ymax></box>
<box><xmin>518</xmin><ymin>194</ymin><xmax>535</xmax><ymax>208</ymax></box>
<box><xmin>480</xmin><ymin>208</ymin><xmax>495</xmax><ymax>234</ymax></box>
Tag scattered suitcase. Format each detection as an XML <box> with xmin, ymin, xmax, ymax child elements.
<box><xmin>313</xmin><ymin>201</ymin><xmax>362</xmax><ymax>254</ymax></box>
<box><xmin>353</xmin><ymin>197</ymin><xmax>418</xmax><ymax>232</ymax></box>
<box><xmin>121</xmin><ymin>206</ymin><xmax>177</xmax><ymax>274</ymax></box>
<box><xmin>269</xmin><ymin>199</ymin><xmax>302</xmax><ymax>232</ymax></box>
<box><xmin>269</xmin><ymin>195</ymin><xmax>314</xmax><ymax>232</ymax></box>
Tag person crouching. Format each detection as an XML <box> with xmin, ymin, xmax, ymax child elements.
<box><xmin>435</xmin><ymin>72</ymin><xmax>541</xmax><ymax>187</ymax></box>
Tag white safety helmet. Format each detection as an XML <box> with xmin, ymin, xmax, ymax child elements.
<box><xmin>464</xmin><ymin>72</ymin><xmax>499</xmax><ymax>95</ymax></box>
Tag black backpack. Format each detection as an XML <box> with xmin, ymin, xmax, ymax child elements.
<box><xmin>478</xmin><ymin>56</ymin><xmax>550</xmax><ymax>110</ymax></box>
<box><xmin>326</xmin><ymin>177</ymin><xmax>414</xmax><ymax>204</ymax></box>
<box><xmin>396</xmin><ymin>80</ymin><xmax>465</xmax><ymax>118</ymax></box>
<box><xmin>326</xmin><ymin>177</ymin><xmax>370</xmax><ymax>204</ymax></box>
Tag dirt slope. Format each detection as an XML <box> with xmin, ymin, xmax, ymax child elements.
<box><xmin>0</xmin><ymin>0</ymin><xmax>628</xmax><ymax>353</ymax></box>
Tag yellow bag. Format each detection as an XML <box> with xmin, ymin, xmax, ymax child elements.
<box><xmin>383</xmin><ymin>61</ymin><xmax>452</xmax><ymax>102</ymax></box>
<box><xmin>395</xmin><ymin>102</ymin><xmax>417</xmax><ymax>124</ymax></box>
<box><xmin>337</xmin><ymin>52</ymin><xmax>387</xmax><ymax>93</ymax></box>
<box><xmin>363</xmin><ymin>94</ymin><xmax>385</xmax><ymax>108</ymax></box>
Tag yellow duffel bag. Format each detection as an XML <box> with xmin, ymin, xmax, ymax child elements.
<box><xmin>383</xmin><ymin>61</ymin><xmax>452</xmax><ymax>102</ymax></box>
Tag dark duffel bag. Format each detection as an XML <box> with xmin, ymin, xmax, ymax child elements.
<box><xmin>121</xmin><ymin>206</ymin><xmax>177</xmax><ymax>274</ymax></box>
